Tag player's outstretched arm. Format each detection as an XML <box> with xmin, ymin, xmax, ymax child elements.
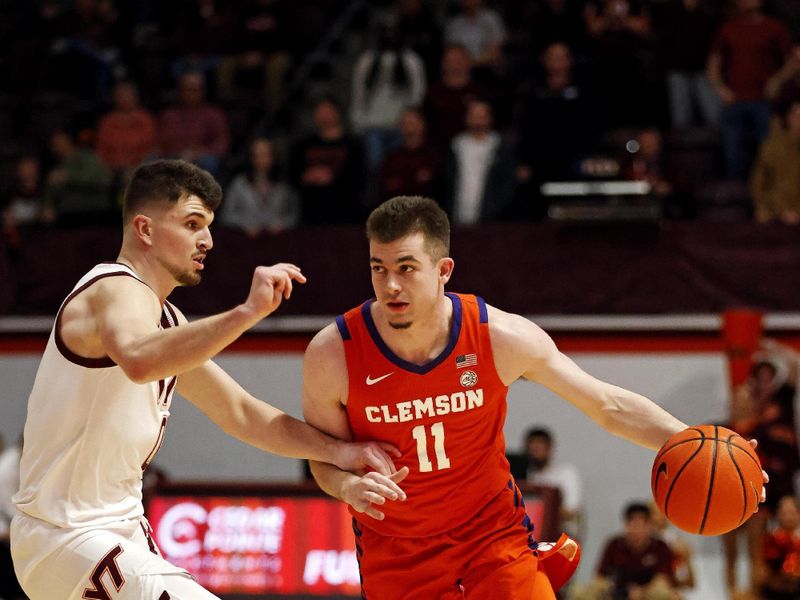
<box><xmin>94</xmin><ymin>263</ymin><xmax>305</xmax><ymax>383</ymax></box>
<box><xmin>302</xmin><ymin>325</ymin><xmax>408</xmax><ymax>519</ymax></box>
<box><xmin>487</xmin><ymin>306</ymin><xmax>687</xmax><ymax>451</ymax></box>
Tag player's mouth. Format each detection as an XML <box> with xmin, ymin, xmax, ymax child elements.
<box><xmin>386</xmin><ymin>300</ymin><xmax>409</xmax><ymax>313</ymax></box>
<box><xmin>192</xmin><ymin>254</ymin><xmax>206</xmax><ymax>269</ymax></box>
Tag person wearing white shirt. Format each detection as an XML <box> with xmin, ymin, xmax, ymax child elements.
<box><xmin>524</xmin><ymin>427</ymin><xmax>583</xmax><ymax>541</ymax></box>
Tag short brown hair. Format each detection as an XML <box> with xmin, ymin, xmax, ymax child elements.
<box><xmin>122</xmin><ymin>160</ymin><xmax>222</xmax><ymax>223</ymax></box>
<box><xmin>366</xmin><ymin>196</ymin><xmax>450</xmax><ymax>259</ymax></box>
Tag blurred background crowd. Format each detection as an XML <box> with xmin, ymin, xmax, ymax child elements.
<box><xmin>5</xmin><ymin>0</ymin><xmax>800</xmax><ymax>246</ymax></box>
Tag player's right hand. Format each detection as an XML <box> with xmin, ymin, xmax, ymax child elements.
<box><xmin>244</xmin><ymin>263</ymin><xmax>306</xmax><ymax>318</ymax></box>
<box><xmin>342</xmin><ymin>467</ymin><xmax>409</xmax><ymax>521</ymax></box>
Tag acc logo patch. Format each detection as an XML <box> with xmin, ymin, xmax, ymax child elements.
<box><xmin>460</xmin><ymin>370</ymin><xmax>478</xmax><ymax>388</ymax></box>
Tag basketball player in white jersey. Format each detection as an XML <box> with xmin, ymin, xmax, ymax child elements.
<box><xmin>10</xmin><ymin>160</ymin><xmax>399</xmax><ymax>600</ymax></box>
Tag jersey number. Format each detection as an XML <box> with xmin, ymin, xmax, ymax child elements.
<box><xmin>412</xmin><ymin>422</ymin><xmax>451</xmax><ymax>472</ymax></box>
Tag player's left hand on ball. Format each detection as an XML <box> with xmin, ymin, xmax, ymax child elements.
<box><xmin>748</xmin><ymin>439</ymin><xmax>769</xmax><ymax>505</ymax></box>
<box><xmin>335</xmin><ymin>440</ymin><xmax>402</xmax><ymax>476</ymax></box>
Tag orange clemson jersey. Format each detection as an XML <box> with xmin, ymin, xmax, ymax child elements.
<box><xmin>337</xmin><ymin>293</ymin><xmax>512</xmax><ymax>537</ymax></box>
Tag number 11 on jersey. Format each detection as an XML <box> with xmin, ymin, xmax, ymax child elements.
<box><xmin>412</xmin><ymin>422</ymin><xmax>451</xmax><ymax>472</ymax></box>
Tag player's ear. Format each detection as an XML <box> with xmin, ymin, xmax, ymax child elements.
<box><xmin>131</xmin><ymin>214</ymin><xmax>154</xmax><ymax>246</ymax></box>
<box><xmin>438</xmin><ymin>257</ymin><xmax>454</xmax><ymax>284</ymax></box>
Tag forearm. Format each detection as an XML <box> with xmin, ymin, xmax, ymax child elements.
<box><xmin>120</xmin><ymin>305</ymin><xmax>262</xmax><ymax>382</ymax></box>
<box><xmin>598</xmin><ymin>386</ymin><xmax>686</xmax><ymax>450</ymax></box>
<box><xmin>228</xmin><ymin>402</ymin><xmax>343</xmax><ymax>464</ymax></box>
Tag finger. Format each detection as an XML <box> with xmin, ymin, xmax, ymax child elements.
<box><xmin>377</xmin><ymin>442</ymin><xmax>402</xmax><ymax>458</ymax></box>
<box><xmin>363</xmin><ymin>505</ymin><xmax>385</xmax><ymax>520</ymax></box>
<box><xmin>371</xmin><ymin>480</ymin><xmax>405</xmax><ymax>502</ymax></box>
<box><xmin>365</xmin><ymin>450</ymin><xmax>393</xmax><ymax>477</ymax></box>
<box><xmin>749</xmin><ymin>439</ymin><xmax>758</xmax><ymax>450</ymax></box>
<box><xmin>762</xmin><ymin>469</ymin><xmax>770</xmax><ymax>484</ymax></box>
<box><xmin>364</xmin><ymin>491</ymin><xmax>386</xmax><ymax>505</ymax></box>
<box><xmin>389</xmin><ymin>466</ymin><xmax>410</xmax><ymax>484</ymax></box>
<box><xmin>283</xmin><ymin>274</ymin><xmax>293</xmax><ymax>299</ymax></box>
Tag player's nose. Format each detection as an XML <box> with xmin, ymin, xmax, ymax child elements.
<box><xmin>199</xmin><ymin>228</ymin><xmax>213</xmax><ymax>251</ymax></box>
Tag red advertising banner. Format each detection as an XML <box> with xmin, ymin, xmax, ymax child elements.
<box><xmin>148</xmin><ymin>496</ymin><xmax>360</xmax><ymax>596</ymax></box>
<box><xmin>147</xmin><ymin>487</ymin><xmax>554</xmax><ymax>596</ymax></box>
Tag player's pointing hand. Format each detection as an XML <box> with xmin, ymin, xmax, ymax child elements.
<box><xmin>245</xmin><ymin>263</ymin><xmax>306</xmax><ymax>318</ymax></box>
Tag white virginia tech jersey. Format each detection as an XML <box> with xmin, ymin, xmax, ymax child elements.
<box><xmin>14</xmin><ymin>263</ymin><xmax>177</xmax><ymax>528</ymax></box>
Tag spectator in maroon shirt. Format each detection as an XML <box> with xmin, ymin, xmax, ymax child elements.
<box><xmin>378</xmin><ymin>107</ymin><xmax>441</xmax><ymax>201</ymax></box>
<box><xmin>571</xmin><ymin>502</ymin><xmax>678</xmax><ymax>600</ymax></box>
<box><xmin>421</xmin><ymin>44</ymin><xmax>492</xmax><ymax>153</ymax></box>
<box><xmin>96</xmin><ymin>81</ymin><xmax>157</xmax><ymax>174</ymax></box>
<box><xmin>707</xmin><ymin>0</ymin><xmax>791</xmax><ymax>179</ymax></box>
<box><xmin>289</xmin><ymin>97</ymin><xmax>365</xmax><ymax>225</ymax></box>
<box><xmin>158</xmin><ymin>71</ymin><xmax>231</xmax><ymax>175</ymax></box>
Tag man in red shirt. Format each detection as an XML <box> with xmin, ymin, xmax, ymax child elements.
<box><xmin>707</xmin><ymin>0</ymin><xmax>791</xmax><ymax>179</ymax></box>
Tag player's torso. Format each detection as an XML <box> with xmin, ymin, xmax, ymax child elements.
<box><xmin>15</xmin><ymin>263</ymin><xmax>176</xmax><ymax>528</ymax></box>
<box><xmin>340</xmin><ymin>293</ymin><xmax>511</xmax><ymax>537</ymax></box>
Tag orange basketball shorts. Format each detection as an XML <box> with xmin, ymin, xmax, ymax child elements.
<box><xmin>352</xmin><ymin>480</ymin><xmax>556</xmax><ymax>600</ymax></box>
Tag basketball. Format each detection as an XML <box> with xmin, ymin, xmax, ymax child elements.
<box><xmin>651</xmin><ymin>425</ymin><xmax>763</xmax><ymax>536</ymax></box>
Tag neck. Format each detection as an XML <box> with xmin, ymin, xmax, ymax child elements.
<box><xmin>116</xmin><ymin>247</ymin><xmax>175</xmax><ymax>304</ymax></box>
<box><xmin>373</xmin><ymin>293</ymin><xmax>452</xmax><ymax>365</ymax></box>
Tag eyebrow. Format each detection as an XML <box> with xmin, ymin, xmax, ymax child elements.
<box><xmin>369</xmin><ymin>255</ymin><xmax>421</xmax><ymax>264</ymax></box>
<box><xmin>184</xmin><ymin>211</ymin><xmax>213</xmax><ymax>224</ymax></box>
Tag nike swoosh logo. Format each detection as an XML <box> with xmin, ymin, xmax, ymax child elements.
<box><xmin>654</xmin><ymin>461</ymin><xmax>668</xmax><ymax>495</ymax></box>
<box><xmin>366</xmin><ymin>372</ymin><xmax>394</xmax><ymax>385</ymax></box>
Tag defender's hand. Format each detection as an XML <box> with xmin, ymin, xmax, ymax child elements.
<box><xmin>244</xmin><ymin>263</ymin><xmax>306</xmax><ymax>318</ymax></box>
<box><xmin>342</xmin><ymin>467</ymin><xmax>409</xmax><ymax>521</ymax></box>
<box><xmin>333</xmin><ymin>440</ymin><xmax>402</xmax><ymax>476</ymax></box>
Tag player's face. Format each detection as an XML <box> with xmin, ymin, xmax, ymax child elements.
<box><xmin>369</xmin><ymin>232</ymin><xmax>452</xmax><ymax>330</ymax></box>
<box><xmin>153</xmin><ymin>194</ymin><xmax>214</xmax><ymax>287</ymax></box>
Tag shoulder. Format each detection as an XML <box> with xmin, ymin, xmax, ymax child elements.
<box><xmin>486</xmin><ymin>304</ymin><xmax>551</xmax><ymax>350</ymax></box>
<box><xmin>485</xmin><ymin>304</ymin><xmax>557</xmax><ymax>382</ymax></box>
<box><xmin>304</xmin><ymin>323</ymin><xmax>348</xmax><ymax>396</ymax></box>
<box><xmin>89</xmin><ymin>273</ymin><xmax>161</xmax><ymax>316</ymax></box>
<box><xmin>305</xmin><ymin>323</ymin><xmax>347</xmax><ymax>368</ymax></box>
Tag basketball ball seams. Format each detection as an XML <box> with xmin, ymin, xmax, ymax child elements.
<box><xmin>663</xmin><ymin>436</ymin><xmax>706</xmax><ymax>520</ymax></box>
<box><xmin>726</xmin><ymin>436</ymin><xmax>749</xmax><ymax>526</ymax></box>
<box><xmin>698</xmin><ymin>425</ymin><xmax>720</xmax><ymax>534</ymax></box>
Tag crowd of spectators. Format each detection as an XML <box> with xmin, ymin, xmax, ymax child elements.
<box><xmin>4</xmin><ymin>0</ymin><xmax>800</xmax><ymax>242</ymax></box>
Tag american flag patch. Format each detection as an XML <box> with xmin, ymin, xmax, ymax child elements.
<box><xmin>456</xmin><ymin>353</ymin><xmax>478</xmax><ymax>368</ymax></box>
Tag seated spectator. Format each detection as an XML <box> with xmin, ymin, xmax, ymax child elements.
<box><xmin>216</xmin><ymin>0</ymin><xmax>293</xmax><ymax>112</ymax></box>
<box><xmin>443</xmin><ymin>99</ymin><xmax>517</xmax><ymax>224</ymax></box>
<box><xmin>95</xmin><ymin>80</ymin><xmax>157</xmax><ymax>173</ymax></box>
<box><xmin>523</xmin><ymin>427</ymin><xmax>583</xmax><ymax>540</ymax></box>
<box><xmin>42</xmin><ymin>128</ymin><xmax>114</xmax><ymax>227</ymax></box>
<box><xmin>350</xmin><ymin>19</ymin><xmax>426</xmax><ymax>171</ymax></box>
<box><xmin>569</xmin><ymin>502</ymin><xmax>678</xmax><ymax>600</ymax></box>
<box><xmin>158</xmin><ymin>71</ymin><xmax>231</xmax><ymax>175</ymax></box>
<box><xmin>444</xmin><ymin>0</ymin><xmax>507</xmax><ymax>73</ymax></box>
<box><xmin>2</xmin><ymin>155</ymin><xmax>44</xmax><ymax>249</ymax></box>
<box><xmin>657</xmin><ymin>0</ymin><xmax>720</xmax><ymax>130</ymax></box>
<box><xmin>377</xmin><ymin>107</ymin><xmax>441</xmax><ymax>201</ymax></box>
<box><xmin>648</xmin><ymin>500</ymin><xmax>696</xmax><ymax>592</ymax></box>
<box><xmin>220</xmin><ymin>137</ymin><xmax>298</xmax><ymax>236</ymax></box>
<box><xmin>725</xmin><ymin>341</ymin><xmax>800</xmax><ymax>597</ymax></box>
<box><xmin>751</xmin><ymin>100</ymin><xmax>800</xmax><ymax>224</ymax></box>
<box><xmin>517</xmin><ymin>41</ymin><xmax>598</xmax><ymax>182</ymax></box>
<box><xmin>759</xmin><ymin>495</ymin><xmax>800</xmax><ymax>600</ymax></box>
<box><xmin>290</xmin><ymin>97</ymin><xmax>364</xmax><ymax>225</ymax></box>
<box><xmin>423</xmin><ymin>45</ymin><xmax>493</xmax><ymax>152</ymax></box>
<box><xmin>707</xmin><ymin>0</ymin><xmax>791</xmax><ymax>179</ymax></box>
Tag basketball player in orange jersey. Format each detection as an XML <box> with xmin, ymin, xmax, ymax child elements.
<box><xmin>303</xmin><ymin>195</ymin><xmax>768</xmax><ymax>599</ymax></box>
<box><xmin>10</xmin><ymin>160</ymin><xmax>399</xmax><ymax>600</ymax></box>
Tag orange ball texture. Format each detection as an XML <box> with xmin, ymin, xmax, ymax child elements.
<box><xmin>651</xmin><ymin>425</ymin><xmax>763</xmax><ymax>536</ymax></box>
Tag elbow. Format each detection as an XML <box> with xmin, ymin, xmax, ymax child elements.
<box><xmin>118</xmin><ymin>355</ymin><xmax>158</xmax><ymax>384</ymax></box>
